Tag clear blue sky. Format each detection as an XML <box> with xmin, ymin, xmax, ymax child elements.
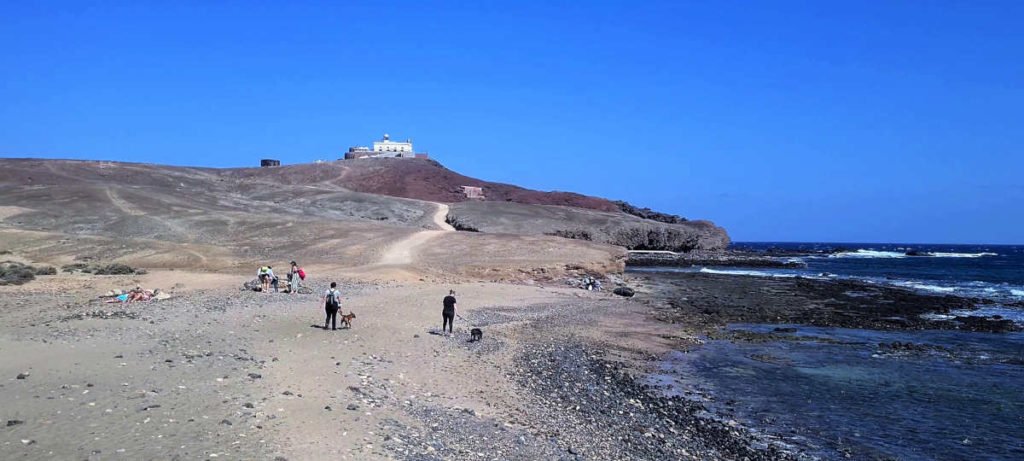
<box><xmin>2</xmin><ymin>1</ymin><xmax>1021</xmax><ymax>244</ymax></box>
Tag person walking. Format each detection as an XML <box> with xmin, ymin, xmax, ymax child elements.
<box><xmin>442</xmin><ymin>289</ymin><xmax>457</xmax><ymax>336</ymax></box>
<box><xmin>323</xmin><ymin>282</ymin><xmax>341</xmax><ymax>331</ymax></box>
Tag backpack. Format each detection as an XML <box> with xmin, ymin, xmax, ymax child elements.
<box><xmin>325</xmin><ymin>289</ymin><xmax>340</xmax><ymax>310</ymax></box>
<box><xmin>297</xmin><ymin>268</ymin><xmax>306</xmax><ymax>280</ymax></box>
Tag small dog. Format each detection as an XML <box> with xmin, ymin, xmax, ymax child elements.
<box><xmin>340</xmin><ymin>312</ymin><xmax>356</xmax><ymax>329</ymax></box>
<box><xmin>470</xmin><ymin>328</ymin><xmax>483</xmax><ymax>342</ymax></box>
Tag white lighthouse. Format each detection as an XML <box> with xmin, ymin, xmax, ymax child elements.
<box><xmin>372</xmin><ymin>133</ymin><xmax>414</xmax><ymax>157</ymax></box>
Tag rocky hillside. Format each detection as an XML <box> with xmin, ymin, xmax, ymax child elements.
<box><xmin>0</xmin><ymin>158</ymin><xmax>626</xmax><ymax>278</ymax></box>
<box><xmin>0</xmin><ymin>157</ymin><xmax>729</xmax><ymax>260</ymax></box>
<box><xmin>447</xmin><ymin>201</ymin><xmax>730</xmax><ymax>252</ymax></box>
<box><xmin>223</xmin><ymin>158</ymin><xmax>621</xmax><ymax>212</ymax></box>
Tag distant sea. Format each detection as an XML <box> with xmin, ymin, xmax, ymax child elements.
<box><xmin>636</xmin><ymin>242</ymin><xmax>1024</xmax><ymax>460</ymax></box>
<box><xmin>640</xmin><ymin>242</ymin><xmax>1024</xmax><ymax>321</ymax></box>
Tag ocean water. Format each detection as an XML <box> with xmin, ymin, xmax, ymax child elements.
<box><xmin>649</xmin><ymin>326</ymin><xmax>1024</xmax><ymax>460</ymax></box>
<box><xmin>635</xmin><ymin>243</ymin><xmax>1024</xmax><ymax>460</ymax></box>
<box><xmin>637</xmin><ymin>242</ymin><xmax>1024</xmax><ymax>309</ymax></box>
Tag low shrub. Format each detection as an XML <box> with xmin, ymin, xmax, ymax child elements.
<box><xmin>547</xmin><ymin>229</ymin><xmax>594</xmax><ymax>241</ymax></box>
<box><xmin>93</xmin><ymin>263</ymin><xmax>141</xmax><ymax>275</ymax></box>
<box><xmin>0</xmin><ymin>262</ymin><xmax>37</xmax><ymax>285</ymax></box>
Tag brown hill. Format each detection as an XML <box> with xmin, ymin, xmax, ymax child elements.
<box><xmin>223</xmin><ymin>157</ymin><xmax>621</xmax><ymax>212</ymax></box>
<box><xmin>0</xmin><ymin>158</ymin><xmax>625</xmax><ymax>280</ymax></box>
<box><xmin>0</xmin><ymin>157</ymin><xmax>728</xmax><ymax>281</ymax></box>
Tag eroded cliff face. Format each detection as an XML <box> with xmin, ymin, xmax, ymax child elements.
<box><xmin>447</xmin><ymin>201</ymin><xmax>730</xmax><ymax>252</ymax></box>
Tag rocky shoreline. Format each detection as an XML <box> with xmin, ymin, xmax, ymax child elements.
<box><xmin>629</xmin><ymin>271</ymin><xmax>1019</xmax><ymax>333</ymax></box>
<box><xmin>376</xmin><ymin>301</ymin><xmax>811</xmax><ymax>461</ymax></box>
<box><xmin>626</xmin><ymin>250</ymin><xmax>805</xmax><ymax>269</ymax></box>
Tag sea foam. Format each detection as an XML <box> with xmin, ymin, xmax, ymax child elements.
<box><xmin>829</xmin><ymin>249</ymin><xmax>998</xmax><ymax>259</ymax></box>
<box><xmin>928</xmin><ymin>252</ymin><xmax>999</xmax><ymax>258</ymax></box>
<box><xmin>698</xmin><ymin>268</ymin><xmax>799</xmax><ymax>278</ymax></box>
<box><xmin>829</xmin><ymin>250</ymin><xmax>906</xmax><ymax>259</ymax></box>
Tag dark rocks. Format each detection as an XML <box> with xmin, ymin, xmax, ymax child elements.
<box><xmin>627</xmin><ymin>250</ymin><xmax>805</xmax><ymax>268</ymax></box>
<box><xmin>648</xmin><ymin>272</ymin><xmax>1017</xmax><ymax>332</ymax></box>
<box><xmin>220</xmin><ymin>419</ymin><xmax>232</xmax><ymax>426</ymax></box>
<box><xmin>447</xmin><ymin>201</ymin><xmax>730</xmax><ymax>252</ymax></box>
<box><xmin>613</xmin><ymin>287</ymin><xmax>635</xmax><ymax>298</ymax></box>
<box><xmin>613</xmin><ymin>200</ymin><xmax>687</xmax><ymax>224</ymax></box>
<box><xmin>952</xmin><ymin>315</ymin><xmax>1019</xmax><ymax>333</ymax></box>
<box><xmin>247</xmin><ymin>372</ymin><xmax>262</xmax><ymax>379</ymax></box>
<box><xmin>508</xmin><ymin>341</ymin><xmax>801</xmax><ymax>461</ymax></box>
<box><xmin>16</xmin><ymin>372</ymin><xmax>29</xmax><ymax>379</ymax></box>
<box><xmin>347</xmin><ymin>403</ymin><xmax>359</xmax><ymax>411</ymax></box>
<box><xmin>7</xmin><ymin>419</ymin><xmax>25</xmax><ymax>427</ymax></box>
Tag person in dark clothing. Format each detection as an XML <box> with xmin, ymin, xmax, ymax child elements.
<box><xmin>442</xmin><ymin>289</ymin><xmax>457</xmax><ymax>336</ymax></box>
<box><xmin>323</xmin><ymin>282</ymin><xmax>341</xmax><ymax>331</ymax></box>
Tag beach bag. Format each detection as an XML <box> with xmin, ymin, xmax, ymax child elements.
<box><xmin>297</xmin><ymin>268</ymin><xmax>306</xmax><ymax>280</ymax></box>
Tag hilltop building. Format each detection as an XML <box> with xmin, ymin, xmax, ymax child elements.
<box><xmin>260</xmin><ymin>159</ymin><xmax>280</xmax><ymax>167</ymax></box>
<box><xmin>461</xmin><ymin>186</ymin><xmax>485</xmax><ymax>200</ymax></box>
<box><xmin>344</xmin><ymin>134</ymin><xmax>429</xmax><ymax>160</ymax></box>
<box><xmin>373</xmin><ymin>134</ymin><xmax>413</xmax><ymax>155</ymax></box>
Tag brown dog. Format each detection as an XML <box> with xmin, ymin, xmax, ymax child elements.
<box><xmin>340</xmin><ymin>312</ymin><xmax>356</xmax><ymax>329</ymax></box>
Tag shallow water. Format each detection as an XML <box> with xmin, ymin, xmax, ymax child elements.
<box><xmin>650</xmin><ymin>325</ymin><xmax>1024</xmax><ymax>460</ymax></box>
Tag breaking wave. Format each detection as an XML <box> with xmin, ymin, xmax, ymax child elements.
<box><xmin>829</xmin><ymin>250</ymin><xmax>998</xmax><ymax>259</ymax></box>
<box><xmin>697</xmin><ymin>268</ymin><xmax>800</xmax><ymax>278</ymax></box>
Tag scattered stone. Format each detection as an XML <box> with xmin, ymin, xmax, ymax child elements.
<box><xmin>248</xmin><ymin>373</ymin><xmax>262</xmax><ymax>380</ymax></box>
<box><xmin>347</xmin><ymin>403</ymin><xmax>359</xmax><ymax>411</ymax></box>
<box><xmin>613</xmin><ymin>287</ymin><xmax>635</xmax><ymax>298</ymax></box>
<box><xmin>16</xmin><ymin>372</ymin><xmax>29</xmax><ymax>379</ymax></box>
<box><xmin>7</xmin><ymin>419</ymin><xmax>25</xmax><ymax>427</ymax></box>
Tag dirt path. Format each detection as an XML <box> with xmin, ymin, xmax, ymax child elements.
<box><xmin>432</xmin><ymin>202</ymin><xmax>455</xmax><ymax>231</ymax></box>
<box><xmin>376</xmin><ymin>202</ymin><xmax>454</xmax><ymax>266</ymax></box>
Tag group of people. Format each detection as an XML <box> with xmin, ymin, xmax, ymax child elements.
<box><xmin>256</xmin><ymin>261</ymin><xmax>305</xmax><ymax>294</ymax></box>
<box><xmin>257</xmin><ymin>263</ymin><xmax>462</xmax><ymax>336</ymax></box>
<box><xmin>104</xmin><ymin>286</ymin><xmax>161</xmax><ymax>303</ymax></box>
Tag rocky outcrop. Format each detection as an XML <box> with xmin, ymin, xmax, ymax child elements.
<box><xmin>447</xmin><ymin>201</ymin><xmax>730</xmax><ymax>252</ymax></box>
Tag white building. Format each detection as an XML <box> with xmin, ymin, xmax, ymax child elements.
<box><xmin>372</xmin><ymin>133</ymin><xmax>414</xmax><ymax>157</ymax></box>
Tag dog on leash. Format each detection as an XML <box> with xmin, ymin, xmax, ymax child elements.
<box><xmin>470</xmin><ymin>328</ymin><xmax>483</xmax><ymax>342</ymax></box>
<box><xmin>340</xmin><ymin>312</ymin><xmax>356</xmax><ymax>329</ymax></box>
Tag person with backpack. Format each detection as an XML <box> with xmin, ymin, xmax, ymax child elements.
<box><xmin>323</xmin><ymin>282</ymin><xmax>341</xmax><ymax>331</ymax></box>
<box><xmin>442</xmin><ymin>289</ymin><xmax>457</xmax><ymax>336</ymax></box>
